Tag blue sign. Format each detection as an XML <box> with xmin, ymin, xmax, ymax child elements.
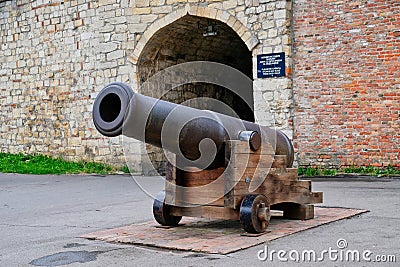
<box><xmin>257</xmin><ymin>52</ymin><xmax>286</xmax><ymax>78</ymax></box>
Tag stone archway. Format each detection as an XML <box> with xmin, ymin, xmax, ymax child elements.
<box><xmin>135</xmin><ymin>12</ymin><xmax>257</xmax><ymax>174</ymax></box>
<box><xmin>130</xmin><ymin>6</ymin><xmax>259</xmax><ymax>64</ymax></box>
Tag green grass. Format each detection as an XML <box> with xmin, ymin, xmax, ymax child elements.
<box><xmin>342</xmin><ymin>165</ymin><xmax>400</xmax><ymax>177</ymax></box>
<box><xmin>298</xmin><ymin>167</ymin><xmax>323</xmax><ymax>176</ymax></box>
<box><xmin>298</xmin><ymin>165</ymin><xmax>400</xmax><ymax>177</ymax></box>
<box><xmin>2</xmin><ymin>152</ymin><xmax>398</xmax><ymax>177</ymax></box>
<box><xmin>0</xmin><ymin>153</ymin><xmax>116</xmax><ymax>175</ymax></box>
<box><xmin>120</xmin><ymin>165</ymin><xmax>131</xmax><ymax>173</ymax></box>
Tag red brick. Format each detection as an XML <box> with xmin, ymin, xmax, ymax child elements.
<box><xmin>293</xmin><ymin>0</ymin><xmax>400</xmax><ymax>169</ymax></box>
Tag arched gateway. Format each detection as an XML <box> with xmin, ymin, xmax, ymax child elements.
<box><xmin>132</xmin><ymin>8</ymin><xmax>258</xmax><ymax>173</ymax></box>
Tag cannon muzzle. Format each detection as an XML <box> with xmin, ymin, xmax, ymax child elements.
<box><xmin>93</xmin><ymin>82</ymin><xmax>294</xmax><ymax>168</ymax></box>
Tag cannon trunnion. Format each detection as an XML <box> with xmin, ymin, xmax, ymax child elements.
<box><xmin>93</xmin><ymin>82</ymin><xmax>323</xmax><ymax>233</ymax></box>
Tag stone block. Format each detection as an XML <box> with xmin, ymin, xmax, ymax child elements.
<box><xmin>151</xmin><ymin>6</ymin><xmax>172</xmax><ymax>14</ymax></box>
<box><xmin>133</xmin><ymin>7</ymin><xmax>151</xmax><ymax>14</ymax></box>
<box><xmin>135</xmin><ymin>0</ymin><xmax>150</xmax><ymax>7</ymax></box>
<box><xmin>274</xmin><ymin>9</ymin><xmax>286</xmax><ymax>19</ymax></box>
<box><xmin>222</xmin><ymin>0</ymin><xmax>237</xmax><ymax>10</ymax></box>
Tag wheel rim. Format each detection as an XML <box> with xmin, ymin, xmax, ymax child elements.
<box><xmin>240</xmin><ymin>194</ymin><xmax>270</xmax><ymax>233</ymax></box>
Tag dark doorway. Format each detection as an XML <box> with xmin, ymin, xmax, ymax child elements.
<box><xmin>137</xmin><ymin>15</ymin><xmax>254</xmax><ymax>174</ymax></box>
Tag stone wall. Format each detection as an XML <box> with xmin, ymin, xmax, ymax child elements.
<box><xmin>293</xmin><ymin>0</ymin><xmax>400</xmax><ymax>168</ymax></box>
<box><xmin>0</xmin><ymin>0</ymin><xmax>293</xmax><ymax>174</ymax></box>
<box><xmin>0</xmin><ymin>0</ymin><xmax>132</xmax><ymax>169</ymax></box>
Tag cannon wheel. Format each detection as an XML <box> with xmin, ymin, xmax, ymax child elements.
<box><xmin>239</xmin><ymin>194</ymin><xmax>270</xmax><ymax>233</ymax></box>
<box><xmin>153</xmin><ymin>190</ymin><xmax>182</xmax><ymax>226</ymax></box>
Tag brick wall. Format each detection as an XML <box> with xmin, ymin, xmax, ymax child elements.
<box><xmin>293</xmin><ymin>0</ymin><xmax>400</xmax><ymax>168</ymax></box>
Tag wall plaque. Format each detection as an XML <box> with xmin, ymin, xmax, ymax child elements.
<box><xmin>257</xmin><ymin>52</ymin><xmax>286</xmax><ymax>78</ymax></box>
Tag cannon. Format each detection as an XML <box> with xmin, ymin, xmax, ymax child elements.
<box><xmin>93</xmin><ymin>82</ymin><xmax>322</xmax><ymax>233</ymax></box>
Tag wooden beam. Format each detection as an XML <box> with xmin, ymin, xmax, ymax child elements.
<box><xmin>170</xmin><ymin>206</ymin><xmax>239</xmax><ymax>220</ymax></box>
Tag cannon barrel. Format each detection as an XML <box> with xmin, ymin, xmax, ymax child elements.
<box><xmin>92</xmin><ymin>82</ymin><xmax>294</xmax><ymax>168</ymax></box>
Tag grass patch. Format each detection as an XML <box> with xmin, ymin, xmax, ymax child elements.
<box><xmin>0</xmin><ymin>153</ymin><xmax>116</xmax><ymax>175</ymax></box>
<box><xmin>120</xmin><ymin>165</ymin><xmax>131</xmax><ymax>173</ymax></box>
<box><xmin>342</xmin><ymin>165</ymin><xmax>400</xmax><ymax>177</ymax></box>
<box><xmin>3</xmin><ymin>152</ymin><xmax>398</xmax><ymax>177</ymax></box>
<box><xmin>299</xmin><ymin>165</ymin><xmax>400</xmax><ymax>177</ymax></box>
<box><xmin>298</xmin><ymin>167</ymin><xmax>323</xmax><ymax>176</ymax></box>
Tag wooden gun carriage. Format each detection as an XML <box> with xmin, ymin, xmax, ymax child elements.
<box><xmin>93</xmin><ymin>82</ymin><xmax>323</xmax><ymax>233</ymax></box>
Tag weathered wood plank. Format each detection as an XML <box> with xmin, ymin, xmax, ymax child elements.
<box><xmin>172</xmin><ymin>167</ymin><xmax>226</xmax><ymax>206</ymax></box>
<box><xmin>226</xmin><ymin>191</ymin><xmax>322</xmax><ymax>209</ymax></box>
<box><xmin>225</xmin><ymin>140</ymin><xmax>275</xmax><ymax>155</ymax></box>
<box><xmin>272</xmin><ymin>203</ymin><xmax>315</xmax><ymax>220</ymax></box>
<box><xmin>165</xmin><ymin>156</ymin><xmax>177</xmax><ymax>205</ymax></box>
<box><xmin>170</xmin><ymin>206</ymin><xmax>239</xmax><ymax>220</ymax></box>
<box><xmin>271</xmin><ymin>155</ymin><xmax>287</xmax><ymax>169</ymax></box>
<box><xmin>229</xmin><ymin>178</ymin><xmax>320</xmax><ymax>208</ymax></box>
<box><xmin>225</xmin><ymin>167</ymin><xmax>299</xmax><ymax>183</ymax></box>
<box><xmin>232</xmin><ymin>179</ymin><xmax>312</xmax><ymax>193</ymax></box>
<box><xmin>229</xmin><ymin>153</ymin><xmax>275</xmax><ymax>169</ymax></box>
<box><xmin>174</xmin><ymin>185</ymin><xmax>225</xmax><ymax>206</ymax></box>
<box><xmin>181</xmin><ymin>167</ymin><xmax>225</xmax><ymax>186</ymax></box>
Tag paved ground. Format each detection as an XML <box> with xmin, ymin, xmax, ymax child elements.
<box><xmin>0</xmin><ymin>173</ymin><xmax>399</xmax><ymax>266</ymax></box>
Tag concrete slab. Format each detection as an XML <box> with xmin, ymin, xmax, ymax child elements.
<box><xmin>81</xmin><ymin>207</ymin><xmax>368</xmax><ymax>254</ymax></box>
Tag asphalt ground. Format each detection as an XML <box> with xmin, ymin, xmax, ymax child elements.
<box><xmin>0</xmin><ymin>173</ymin><xmax>399</xmax><ymax>266</ymax></box>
